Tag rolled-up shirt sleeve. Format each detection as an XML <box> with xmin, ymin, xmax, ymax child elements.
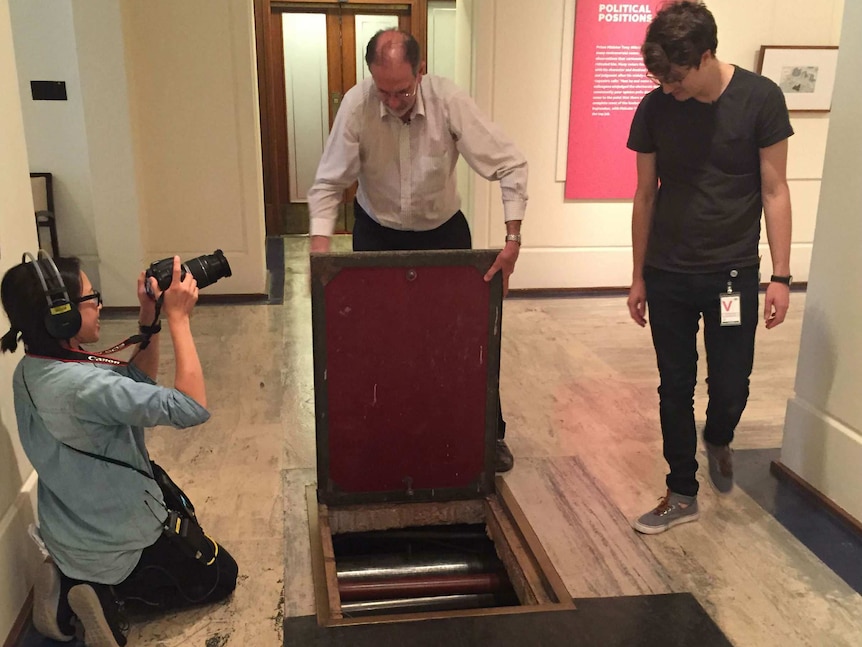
<box><xmin>447</xmin><ymin>89</ymin><xmax>528</xmax><ymax>222</ymax></box>
<box><xmin>307</xmin><ymin>87</ymin><xmax>364</xmax><ymax>237</ymax></box>
<box><xmin>74</xmin><ymin>368</ymin><xmax>210</xmax><ymax>429</ymax></box>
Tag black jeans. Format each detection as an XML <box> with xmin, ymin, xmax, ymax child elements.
<box><xmin>644</xmin><ymin>266</ymin><xmax>759</xmax><ymax>497</ymax></box>
<box><xmin>352</xmin><ymin>200</ymin><xmax>506</xmax><ymax>440</ymax></box>
<box><xmin>59</xmin><ymin>533</ymin><xmax>237</xmax><ymax>619</ymax></box>
<box><xmin>115</xmin><ymin>533</ymin><xmax>238</xmax><ymax>610</ymax></box>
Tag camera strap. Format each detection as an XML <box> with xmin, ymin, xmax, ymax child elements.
<box><xmin>99</xmin><ymin>295</ymin><xmax>164</xmax><ymax>355</ymax></box>
<box><xmin>60</xmin><ymin>442</ymin><xmax>154</xmax><ymax>480</ymax></box>
<box><xmin>26</xmin><ymin>347</ymin><xmax>129</xmax><ymax>366</ymax></box>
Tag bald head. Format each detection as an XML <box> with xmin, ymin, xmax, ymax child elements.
<box><xmin>365</xmin><ymin>29</ymin><xmax>421</xmax><ymax>75</ymax></box>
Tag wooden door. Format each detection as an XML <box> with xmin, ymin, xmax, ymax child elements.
<box><xmin>255</xmin><ymin>0</ymin><xmax>427</xmax><ymax>236</ymax></box>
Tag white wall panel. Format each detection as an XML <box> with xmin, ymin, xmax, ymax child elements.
<box><xmin>123</xmin><ymin>0</ymin><xmax>266</xmax><ymax>295</ymax></box>
<box><xmin>1</xmin><ymin>0</ymin><xmax>43</xmax><ymax>637</ymax></box>
<box><xmin>782</xmin><ymin>0</ymin><xmax>862</xmax><ymax>524</ymax></box>
<box><xmin>282</xmin><ymin>13</ymin><xmax>328</xmax><ymax>202</ymax></box>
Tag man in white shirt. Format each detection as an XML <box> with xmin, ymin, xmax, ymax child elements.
<box><xmin>308</xmin><ymin>29</ymin><xmax>527</xmax><ymax>472</ymax></box>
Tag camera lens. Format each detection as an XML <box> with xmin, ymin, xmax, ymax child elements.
<box><xmin>183</xmin><ymin>249</ymin><xmax>232</xmax><ymax>290</ymax></box>
<box><xmin>145</xmin><ymin>250</ymin><xmax>232</xmax><ymax>297</ymax></box>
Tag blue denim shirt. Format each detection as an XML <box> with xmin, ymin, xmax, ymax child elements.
<box><xmin>14</xmin><ymin>355</ymin><xmax>210</xmax><ymax>584</ymax></box>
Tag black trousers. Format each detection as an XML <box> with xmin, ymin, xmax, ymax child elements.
<box><xmin>114</xmin><ymin>533</ymin><xmax>238</xmax><ymax>610</ymax></box>
<box><xmin>352</xmin><ymin>201</ymin><xmax>506</xmax><ymax>440</ymax></box>
<box><xmin>59</xmin><ymin>532</ymin><xmax>237</xmax><ymax>618</ymax></box>
<box><xmin>644</xmin><ymin>266</ymin><xmax>759</xmax><ymax>497</ymax></box>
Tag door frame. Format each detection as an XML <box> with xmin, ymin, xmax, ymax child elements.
<box><xmin>254</xmin><ymin>0</ymin><xmax>428</xmax><ymax>236</ymax></box>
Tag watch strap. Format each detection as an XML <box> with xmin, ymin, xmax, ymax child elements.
<box><xmin>770</xmin><ymin>274</ymin><xmax>792</xmax><ymax>285</ymax></box>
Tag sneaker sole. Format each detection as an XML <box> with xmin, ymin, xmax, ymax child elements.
<box><xmin>67</xmin><ymin>585</ymin><xmax>123</xmax><ymax>647</ymax></box>
<box><xmin>33</xmin><ymin>562</ymin><xmax>74</xmax><ymax>642</ymax></box>
<box><xmin>633</xmin><ymin>511</ymin><xmax>700</xmax><ymax>535</ymax></box>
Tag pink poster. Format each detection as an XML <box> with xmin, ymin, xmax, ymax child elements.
<box><xmin>565</xmin><ymin>1</ymin><xmax>664</xmax><ymax>199</ymax></box>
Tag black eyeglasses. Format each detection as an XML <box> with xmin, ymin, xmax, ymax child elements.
<box><xmin>645</xmin><ymin>69</ymin><xmax>690</xmax><ymax>86</ymax></box>
<box><xmin>73</xmin><ymin>290</ymin><xmax>102</xmax><ymax>307</ymax></box>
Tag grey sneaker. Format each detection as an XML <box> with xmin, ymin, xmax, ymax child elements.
<box><xmin>68</xmin><ymin>584</ymin><xmax>129</xmax><ymax>647</ymax></box>
<box><xmin>705</xmin><ymin>441</ymin><xmax>734</xmax><ymax>495</ymax></box>
<box><xmin>633</xmin><ymin>490</ymin><xmax>699</xmax><ymax>534</ymax></box>
<box><xmin>32</xmin><ymin>559</ymin><xmax>75</xmax><ymax>641</ymax></box>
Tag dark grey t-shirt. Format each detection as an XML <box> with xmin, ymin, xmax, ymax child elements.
<box><xmin>627</xmin><ymin>66</ymin><xmax>793</xmax><ymax>273</ymax></box>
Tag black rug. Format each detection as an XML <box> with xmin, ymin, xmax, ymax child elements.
<box><xmin>283</xmin><ymin>593</ymin><xmax>733</xmax><ymax>647</ymax></box>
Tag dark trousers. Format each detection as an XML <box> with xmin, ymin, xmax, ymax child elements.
<box><xmin>352</xmin><ymin>201</ymin><xmax>506</xmax><ymax>440</ymax></box>
<box><xmin>59</xmin><ymin>533</ymin><xmax>237</xmax><ymax>619</ymax></box>
<box><xmin>644</xmin><ymin>266</ymin><xmax>759</xmax><ymax>497</ymax></box>
<box><xmin>114</xmin><ymin>533</ymin><xmax>238</xmax><ymax>610</ymax></box>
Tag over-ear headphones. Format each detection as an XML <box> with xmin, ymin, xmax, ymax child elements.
<box><xmin>23</xmin><ymin>251</ymin><xmax>82</xmax><ymax>339</ymax></box>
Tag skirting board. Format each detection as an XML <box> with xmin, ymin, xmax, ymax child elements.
<box><xmin>780</xmin><ymin>396</ymin><xmax>862</xmax><ymax>524</ymax></box>
<box><xmin>0</xmin><ymin>476</ymin><xmax>39</xmax><ymax>646</ymax></box>
<box><xmin>770</xmin><ymin>460</ymin><xmax>862</xmax><ymax>540</ymax></box>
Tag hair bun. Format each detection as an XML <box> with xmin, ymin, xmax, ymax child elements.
<box><xmin>1</xmin><ymin>327</ymin><xmax>21</xmax><ymax>353</ymax></box>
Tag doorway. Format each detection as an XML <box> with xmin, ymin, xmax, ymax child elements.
<box><xmin>255</xmin><ymin>1</ymin><xmax>428</xmax><ymax>236</ymax></box>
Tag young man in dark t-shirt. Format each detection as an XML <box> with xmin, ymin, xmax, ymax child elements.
<box><xmin>626</xmin><ymin>1</ymin><xmax>793</xmax><ymax>534</ymax></box>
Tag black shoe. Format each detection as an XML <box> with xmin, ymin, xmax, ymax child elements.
<box><xmin>32</xmin><ymin>559</ymin><xmax>75</xmax><ymax>641</ymax></box>
<box><xmin>68</xmin><ymin>583</ymin><xmax>129</xmax><ymax>647</ymax></box>
<box><xmin>495</xmin><ymin>439</ymin><xmax>514</xmax><ymax>472</ymax></box>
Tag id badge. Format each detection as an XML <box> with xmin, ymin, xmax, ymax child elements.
<box><xmin>720</xmin><ymin>293</ymin><xmax>741</xmax><ymax>326</ymax></box>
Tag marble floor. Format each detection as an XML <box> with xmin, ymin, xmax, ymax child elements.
<box><xmin>16</xmin><ymin>236</ymin><xmax>862</xmax><ymax>646</ymax></box>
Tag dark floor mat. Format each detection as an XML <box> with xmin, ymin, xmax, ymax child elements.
<box><xmin>283</xmin><ymin>593</ymin><xmax>733</xmax><ymax>647</ymax></box>
<box><xmin>734</xmin><ymin>447</ymin><xmax>862</xmax><ymax>594</ymax></box>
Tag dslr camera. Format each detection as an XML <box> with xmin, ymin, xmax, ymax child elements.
<box><xmin>145</xmin><ymin>249</ymin><xmax>232</xmax><ymax>298</ymax></box>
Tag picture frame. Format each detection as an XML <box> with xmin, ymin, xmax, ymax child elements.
<box><xmin>757</xmin><ymin>46</ymin><xmax>839</xmax><ymax>113</ymax></box>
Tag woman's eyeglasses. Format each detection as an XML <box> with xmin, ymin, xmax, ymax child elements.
<box><xmin>73</xmin><ymin>290</ymin><xmax>102</xmax><ymax>307</ymax></box>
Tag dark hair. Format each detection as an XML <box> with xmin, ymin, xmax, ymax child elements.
<box><xmin>642</xmin><ymin>1</ymin><xmax>718</xmax><ymax>78</ymax></box>
<box><xmin>365</xmin><ymin>29</ymin><xmax>421</xmax><ymax>76</ymax></box>
<box><xmin>1</xmin><ymin>256</ymin><xmax>82</xmax><ymax>354</ymax></box>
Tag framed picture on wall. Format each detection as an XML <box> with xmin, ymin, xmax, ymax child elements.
<box><xmin>757</xmin><ymin>45</ymin><xmax>839</xmax><ymax>112</ymax></box>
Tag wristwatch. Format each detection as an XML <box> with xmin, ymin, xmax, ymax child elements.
<box><xmin>770</xmin><ymin>274</ymin><xmax>793</xmax><ymax>286</ymax></box>
<box><xmin>505</xmin><ymin>233</ymin><xmax>521</xmax><ymax>245</ymax></box>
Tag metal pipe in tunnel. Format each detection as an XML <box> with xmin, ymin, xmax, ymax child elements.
<box><xmin>341</xmin><ymin>593</ymin><xmax>499</xmax><ymax>616</ymax></box>
<box><xmin>336</xmin><ymin>553</ymin><xmax>500</xmax><ymax>582</ymax></box>
<box><xmin>338</xmin><ymin>572</ymin><xmax>507</xmax><ymax>601</ymax></box>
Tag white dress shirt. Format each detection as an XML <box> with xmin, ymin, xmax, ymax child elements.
<box><xmin>308</xmin><ymin>75</ymin><xmax>528</xmax><ymax>236</ymax></box>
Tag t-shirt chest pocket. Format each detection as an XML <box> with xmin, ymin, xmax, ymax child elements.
<box><xmin>710</xmin><ymin>130</ymin><xmax>759</xmax><ymax>176</ymax></box>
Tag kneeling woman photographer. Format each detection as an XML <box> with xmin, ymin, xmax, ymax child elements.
<box><xmin>1</xmin><ymin>254</ymin><xmax>237</xmax><ymax>647</ymax></box>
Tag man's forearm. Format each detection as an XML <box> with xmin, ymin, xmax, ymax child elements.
<box><xmin>631</xmin><ymin>193</ymin><xmax>654</xmax><ymax>281</ymax></box>
<box><xmin>763</xmin><ymin>187</ymin><xmax>792</xmax><ymax>276</ymax></box>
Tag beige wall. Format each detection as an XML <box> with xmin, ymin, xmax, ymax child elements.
<box><xmin>122</xmin><ymin>0</ymin><xmax>266</xmax><ymax>295</ymax></box>
<box><xmin>467</xmin><ymin>0</ymin><xmax>844</xmax><ymax>289</ymax></box>
<box><xmin>0</xmin><ymin>0</ymin><xmax>41</xmax><ymax>637</ymax></box>
<box><xmin>10</xmin><ymin>0</ymin><xmax>266</xmax><ymax>305</ymax></box>
<box><xmin>780</xmin><ymin>0</ymin><xmax>862</xmax><ymax>522</ymax></box>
